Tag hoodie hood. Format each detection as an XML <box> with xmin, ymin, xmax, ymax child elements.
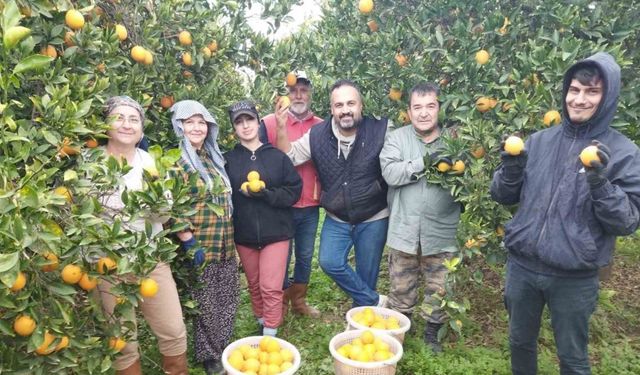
<box><xmin>561</xmin><ymin>52</ymin><xmax>621</xmax><ymax>138</ymax></box>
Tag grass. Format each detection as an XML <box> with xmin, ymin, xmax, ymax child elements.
<box><xmin>137</xmin><ymin>221</ymin><xmax>640</xmax><ymax>374</ymax></box>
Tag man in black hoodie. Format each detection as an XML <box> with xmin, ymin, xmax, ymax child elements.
<box><xmin>491</xmin><ymin>52</ymin><xmax>640</xmax><ymax>374</ymax></box>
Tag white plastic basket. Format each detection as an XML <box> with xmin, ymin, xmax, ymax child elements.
<box><xmin>221</xmin><ymin>336</ymin><xmax>301</xmax><ymax>375</ymax></box>
<box><xmin>346</xmin><ymin>306</ymin><xmax>411</xmax><ymax>343</ymax></box>
<box><xmin>329</xmin><ymin>329</ymin><xmax>404</xmax><ymax>375</ymax></box>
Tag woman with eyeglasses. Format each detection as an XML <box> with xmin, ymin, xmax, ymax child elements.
<box><xmin>97</xmin><ymin>96</ymin><xmax>188</xmax><ymax>375</ymax></box>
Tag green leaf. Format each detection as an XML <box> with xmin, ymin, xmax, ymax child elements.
<box><xmin>101</xmin><ymin>356</ymin><xmax>112</xmax><ymax>373</ymax></box>
<box><xmin>48</xmin><ymin>283</ymin><xmax>78</xmax><ymax>296</ymax></box>
<box><xmin>74</xmin><ymin>99</ymin><xmax>93</xmax><ymax>119</ymax></box>
<box><xmin>0</xmin><ymin>252</ymin><xmax>19</xmax><ymax>273</ymax></box>
<box><xmin>148</xmin><ymin>145</ymin><xmax>162</xmax><ymax>160</ymax></box>
<box><xmin>13</xmin><ymin>55</ymin><xmax>54</xmax><ymax>74</ymax></box>
<box><xmin>2</xmin><ymin>0</ymin><xmax>21</xmax><ymax>30</ymax></box>
<box><xmin>0</xmin><ymin>319</ymin><xmax>13</xmax><ymax>336</ymax></box>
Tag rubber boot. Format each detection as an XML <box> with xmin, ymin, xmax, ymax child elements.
<box><xmin>289</xmin><ymin>283</ymin><xmax>320</xmax><ymax>317</ymax></box>
<box><xmin>203</xmin><ymin>359</ymin><xmax>224</xmax><ymax>375</ymax></box>
<box><xmin>424</xmin><ymin>322</ymin><xmax>444</xmax><ymax>353</ymax></box>
<box><xmin>116</xmin><ymin>360</ymin><xmax>142</xmax><ymax>375</ymax></box>
<box><xmin>162</xmin><ymin>352</ymin><xmax>188</xmax><ymax>375</ymax></box>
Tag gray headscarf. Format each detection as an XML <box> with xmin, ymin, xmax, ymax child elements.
<box><xmin>169</xmin><ymin>100</ymin><xmax>231</xmax><ymax>191</ymax></box>
<box><xmin>105</xmin><ymin>96</ymin><xmax>145</xmax><ymax>124</ymax></box>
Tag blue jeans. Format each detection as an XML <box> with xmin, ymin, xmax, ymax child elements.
<box><xmin>505</xmin><ymin>260</ymin><xmax>599</xmax><ymax>375</ymax></box>
<box><xmin>318</xmin><ymin>215</ymin><xmax>388</xmax><ymax>307</ymax></box>
<box><xmin>283</xmin><ymin>206</ymin><xmax>320</xmax><ymax>288</ymax></box>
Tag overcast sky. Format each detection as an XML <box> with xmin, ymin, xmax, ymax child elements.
<box><xmin>246</xmin><ymin>0</ymin><xmax>324</xmax><ymax>40</ymax></box>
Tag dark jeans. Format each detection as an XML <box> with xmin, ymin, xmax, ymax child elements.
<box><xmin>505</xmin><ymin>260</ymin><xmax>599</xmax><ymax>375</ymax></box>
<box><xmin>283</xmin><ymin>206</ymin><xmax>320</xmax><ymax>288</ymax></box>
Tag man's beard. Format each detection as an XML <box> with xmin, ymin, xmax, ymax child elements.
<box><xmin>289</xmin><ymin>102</ymin><xmax>309</xmax><ymax>117</ymax></box>
<box><xmin>336</xmin><ymin>112</ymin><xmax>362</xmax><ymax>130</ymax></box>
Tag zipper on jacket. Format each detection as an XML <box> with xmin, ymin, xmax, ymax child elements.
<box><xmin>535</xmin><ymin>135</ymin><xmax>577</xmax><ymax>248</ymax></box>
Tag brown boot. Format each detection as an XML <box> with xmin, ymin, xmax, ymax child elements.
<box><xmin>162</xmin><ymin>352</ymin><xmax>188</xmax><ymax>375</ymax></box>
<box><xmin>289</xmin><ymin>283</ymin><xmax>320</xmax><ymax>317</ymax></box>
<box><xmin>116</xmin><ymin>360</ymin><xmax>142</xmax><ymax>375</ymax></box>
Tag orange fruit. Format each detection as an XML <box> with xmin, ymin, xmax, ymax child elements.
<box><xmin>358</xmin><ymin>0</ymin><xmax>374</xmax><ymax>14</ymax></box>
<box><xmin>476</xmin><ymin>97</ymin><xmax>497</xmax><ymax>113</ymax></box>
<box><xmin>40</xmin><ymin>45</ymin><xmax>57</xmax><ymax>58</ymax></box>
<box><xmin>182</xmin><ymin>70</ymin><xmax>193</xmax><ymax>78</ymax></box>
<box><xmin>78</xmin><ymin>273</ymin><xmax>99</xmax><ymax>291</ymax></box>
<box><xmin>436</xmin><ymin>161</ymin><xmax>452</xmax><ymax>173</ymax></box>
<box><xmin>55</xmin><ymin>336</ymin><xmax>70</xmax><ymax>351</ymax></box>
<box><xmin>361</xmin><ymin>330</ymin><xmax>375</xmax><ymax>345</ymax></box>
<box><xmin>388</xmin><ymin>88</ymin><xmax>402</xmax><ymax>101</ymax></box>
<box><xmin>182</xmin><ymin>52</ymin><xmax>193</xmax><ymax>66</ymax></box>
<box><xmin>35</xmin><ymin>331</ymin><xmax>56</xmax><ymax>355</ymax></box>
<box><xmin>475</xmin><ymin>49</ymin><xmax>490</xmax><ymax>65</ymax></box>
<box><xmin>14</xmin><ymin>315</ymin><xmax>36</xmax><ymax>336</ymax></box>
<box><xmin>398</xmin><ymin>110</ymin><xmax>410</xmax><ymax>124</ymax></box>
<box><xmin>248</xmin><ymin>180</ymin><xmax>264</xmax><ymax>193</ymax></box>
<box><xmin>10</xmin><ymin>271</ymin><xmax>27</xmax><ymax>292</ymax></box>
<box><xmin>279</xmin><ymin>96</ymin><xmax>291</xmax><ymax>109</ymax></box>
<box><xmin>131</xmin><ymin>46</ymin><xmax>147</xmax><ymax>63</ymax></box>
<box><xmin>367</xmin><ymin>20</ymin><xmax>378</xmax><ymax>32</ymax></box>
<box><xmin>208</xmin><ymin>40</ymin><xmax>218</xmax><ymax>52</ymax></box>
<box><xmin>178</xmin><ymin>30</ymin><xmax>192</xmax><ymax>46</ymax></box>
<box><xmin>143</xmin><ymin>50</ymin><xmax>153</xmax><ymax>65</ymax></box>
<box><xmin>267</xmin><ymin>351</ymin><xmax>283</xmax><ymax>366</ymax></box>
<box><xmin>394</xmin><ymin>53</ymin><xmax>408</xmax><ymax>67</ymax></box>
<box><xmin>285</xmin><ymin>72</ymin><xmax>297</xmax><ymax>86</ymax></box>
<box><xmin>579</xmin><ymin>145</ymin><xmax>600</xmax><ymax>167</ymax></box>
<box><xmin>496</xmin><ymin>225</ymin><xmax>505</xmax><ymax>237</ymax></box>
<box><xmin>240</xmin><ymin>182</ymin><xmax>249</xmax><ymax>193</ymax></box>
<box><xmin>504</xmin><ymin>136</ymin><xmax>525</xmax><ymax>156</ymax></box>
<box><xmin>63</xmin><ymin>31</ymin><xmax>75</xmax><ymax>47</ymax></box>
<box><xmin>201</xmin><ymin>46</ymin><xmax>212</xmax><ymax>58</ymax></box>
<box><xmin>247</xmin><ymin>171</ymin><xmax>261</xmax><ymax>181</ymax></box>
<box><xmin>228</xmin><ymin>350</ymin><xmax>244</xmax><ymax>370</ymax></box>
<box><xmin>96</xmin><ymin>62</ymin><xmax>106</xmax><ymax>73</ymax></box>
<box><xmin>471</xmin><ymin>145</ymin><xmax>485</xmax><ymax>158</ymax></box>
<box><xmin>65</xmin><ymin>10</ymin><xmax>85</xmax><ymax>30</ymax></box>
<box><xmin>58</xmin><ymin>137</ymin><xmax>79</xmax><ymax>156</ymax></box>
<box><xmin>160</xmin><ymin>96</ymin><xmax>175</xmax><ymax>109</ymax></box>
<box><xmin>451</xmin><ymin>160</ymin><xmax>465</xmax><ymax>174</ymax></box>
<box><xmin>85</xmin><ymin>138</ymin><xmax>99</xmax><ymax>148</ymax></box>
<box><xmin>61</xmin><ymin>264</ymin><xmax>83</xmax><ymax>284</ymax></box>
<box><xmin>42</xmin><ymin>252</ymin><xmax>59</xmax><ymax>272</ymax></box>
<box><xmin>96</xmin><ymin>257</ymin><xmax>117</xmax><ymax>274</ymax></box>
<box><xmin>115</xmin><ymin>24</ymin><xmax>127</xmax><ymax>41</ymax></box>
<box><xmin>55</xmin><ymin>185</ymin><xmax>75</xmax><ymax>202</ymax></box>
<box><xmin>109</xmin><ymin>337</ymin><xmax>126</xmax><ymax>352</ymax></box>
<box><xmin>543</xmin><ymin>110</ymin><xmax>561</xmax><ymax>127</ymax></box>
<box><xmin>140</xmin><ymin>278</ymin><xmax>159</xmax><ymax>298</ymax></box>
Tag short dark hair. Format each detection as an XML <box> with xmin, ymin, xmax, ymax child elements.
<box><xmin>572</xmin><ymin>66</ymin><xmax>601</xmax><ymax>86</ymax></box>
<box><xmin>330</xmin><ymin>79</ymin><xmax>361</xmax><ymax>94</ymax></box>
<box><xmin>329</xmin><ymin>79</ymin><xmax>362</xmax><ymax>103</ymax></box>
<box><xmin>408</xmin><ymin>82</ymin><xmax>440</xmax><ymax>106</ymax></box>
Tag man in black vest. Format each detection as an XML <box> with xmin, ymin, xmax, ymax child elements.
<box><xmin>273</xmin><ymin>79</ymin><xmax>390</xmax><ymax>307</ymax></box>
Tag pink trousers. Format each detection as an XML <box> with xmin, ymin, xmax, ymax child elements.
<box><xmin>236</xmin><ymin>241</ymin><xmax>289</xmax><ymax>329</ymax></box>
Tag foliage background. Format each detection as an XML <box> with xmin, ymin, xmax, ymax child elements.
<box><xmin>1</xmin><ymin>0</ymin><xmax>639</xmax><ymax>373</ymax></box>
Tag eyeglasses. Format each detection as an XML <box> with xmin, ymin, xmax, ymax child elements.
<box><xmin>111</xmin><ymin>114</ymin><xmax>142</xmax><ymax>126</ymax></box>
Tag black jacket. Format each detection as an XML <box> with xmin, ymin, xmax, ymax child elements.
<box><xmin>225</xmin><ymin>143</ymin><xmax>302</xmax><ymax>248</ymax></box>
<box><xmin>309</xmin><ymin>116</ymin><xmax>388</xmax><ymax>224</ymax></box>
<box><xmin>491</xmin><ymin>52</ymin><xmax>640</xmax><ymax>277</ymax></box>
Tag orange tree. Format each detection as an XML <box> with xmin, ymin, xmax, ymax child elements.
<box><xmin>0</xmin><ymin>0</ymin><xmax>286</xmax><ymax>372</ymax></box>
<box><xmin>250</xmin><ymin>0</ymin><xmax>640</xmax><ymax>337</ymax></box>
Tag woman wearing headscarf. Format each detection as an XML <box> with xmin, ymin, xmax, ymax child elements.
<box><xmin>224</xmin><ymin>100</ymin><xmax>302</xmax><ymax>337</ymax></box>
<box><xmin>169</xmin><ymin>100</ymin><xmax>239</xmax><ymax>375</ymax></box>
<box><xmin>98</xmin><ymin>96</ymin><xmax>188</xmax><ymax>375</ymax></box>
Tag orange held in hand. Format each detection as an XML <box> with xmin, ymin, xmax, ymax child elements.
<box><xmin>579</xmin><ymin>145</ymin><xmax>600</xmax><ymax>167</ymax></box>
<box><xmin>504</xmin><ymin>136</ymin><xmax>525</xmax><ymax>156</ymax></box>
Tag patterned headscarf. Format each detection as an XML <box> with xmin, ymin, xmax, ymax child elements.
<box><xmin>169</xmin><ymin>100</ymin><xmax>231</xmax><ymax>190</ymax></box>
<box><xmin>104</xmin><ymin>96</ymin><xmax>145</xmax><ymax>125</ymax></box>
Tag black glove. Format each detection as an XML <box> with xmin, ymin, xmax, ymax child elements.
<box><xmin>500</xmin><ymin>135</ymin><xmax>528</xmax><ymax>180</ymax></box>
<box><xmin>180</xmin><ymin>237</ymin><xmax>205</xmax><ymax>266</ymax></box>
<box><xmin>585</xmin><ymin>140</ymin><xmax>610</xmax><ymax>188</ymax></box>
<box><xmin>424</xmin><ymin>151</ymin><xmax>451</xmax><ymax>167</ymax></box>
<box><xmin>247</xmin><ymin>187</ymin><xmax>266</xmax><ymax>199</ymax></box>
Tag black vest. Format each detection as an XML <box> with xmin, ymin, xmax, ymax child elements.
<box><xmin>310</xmin><ymin>116</ymin><xmax>388</xmax><ymax>224</ymax></box>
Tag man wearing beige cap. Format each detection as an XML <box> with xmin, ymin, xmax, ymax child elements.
<box><xmin>259</xmin><ymin>70</ymin><xmax>323</xmax><ymax>317</ymax></box>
